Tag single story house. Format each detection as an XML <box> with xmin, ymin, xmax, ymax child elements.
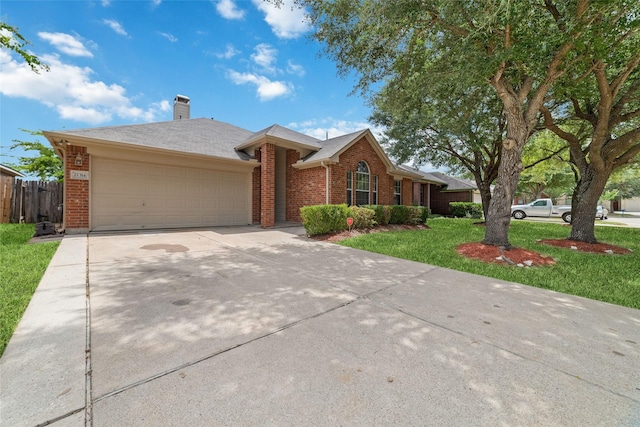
<box><xmin>44</xmin><ymin>96</ymin><xmax>446</xmax><ymax>233</ymax></box>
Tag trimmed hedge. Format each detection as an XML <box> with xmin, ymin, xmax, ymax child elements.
<box><xmin>301</xmin><ymin>204</ymin><xmax>429</xmax><ymax>236</ymax></box>
<box><xmin>300</xmin><ymin>204</ymin><xmax>350</xmax><ymax>236</ymax></box>
<box><xmin>349</xmin><ymin>206</ymin><xmax>376</xmax><ymax>229</ymax></box>
<box><xmin>449</xmin><ymin>202</ymin><xmax>483</xmax><ymax>219</ymax></box>
<box><xmin>362</xmin><ymin>204</ymin><xmax>391</xmax><ymax>225</ymax></box>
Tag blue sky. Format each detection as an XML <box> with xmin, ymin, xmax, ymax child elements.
<box><xmin>0</xmin><ymin>0</ymin><xmax>382</xmax><ymax>170</ymax></box>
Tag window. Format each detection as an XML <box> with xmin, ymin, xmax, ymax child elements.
<box><xmin>394</xmin><ymin>180</ymin><xmax>402</xmax><ymax>205</ymax></box>
<box><xmin>419</xmin><ymin>184</ymin><xmax>425</xmax><ymax>206</ymax></box>
<box><xmin>372</xmin><ymin>175</ymin><xmax>378</xmax><ymax>205</ymax></box>
<box><xmin>355</xmin><ymin>161</ymin><xmax>370</xmax><ymax>205</ymax></box>
<box><xmin>346</xmin><ymin>171</ymin><xmax>353</xmax><ymax>206</ymax></box>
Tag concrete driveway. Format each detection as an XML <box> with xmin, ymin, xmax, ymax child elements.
<box><xmin>2</xmin><ymin>226</ymin><xmax>639</xmax><ymax>426</ymax></box>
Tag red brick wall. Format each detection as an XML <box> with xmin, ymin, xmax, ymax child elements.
<box><xmin>252</xmin><ymin>149</ymin><xmax>261</xmax><ymax>224</ymax></box>
<box><xmin>329</xmin><ymin>137</ymin><xmax>394</xmax><ymax>205</ymax></box>
<box><xmin>260</xmin><ymin>143</ymin><xmax>275</xmax><ymax>227</ymax></box>
<box><xmin>286</xmin><ymin>149</ymin><xmax>326</xmax><ymax>222</ymax></box>
<box><xmin>64</xmin><ymin>145</ymin><xmax>90</xmax><ymax>230</ymax></box>
<box><xmin>430</xmin><ymin>189</ymin><xmax>473</xmax><ymax>215</ymax></box>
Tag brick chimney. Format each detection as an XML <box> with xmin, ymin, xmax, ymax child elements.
<box><xmin>173</xmin><ymin>95</ymin><xmax>190</xmax><ymax>120</ymax></box>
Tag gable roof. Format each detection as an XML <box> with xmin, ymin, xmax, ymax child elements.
<box><xmin>302</xmin><ymin>130</ymin><xmax>368</xmax><ymax>163</ymax></box>
<box><xmin>236</xmin><ymin>124</ymin><xmax>321</xmax><ymax>152</ymax></box>
<box><xmin>44</xmin><ymin>118</ymin><xmax>254</xmax><ymax>161</ymax></box>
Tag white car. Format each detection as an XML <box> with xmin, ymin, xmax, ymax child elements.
<box><xmin>596</xmin><ymin>205</ymin><xmax>609</xmax><ymax>220</ymax></box>
<box><xmin>561</xmin><ymin>205</ymin><xmax>608</xmax><ymax>223</ymax></box>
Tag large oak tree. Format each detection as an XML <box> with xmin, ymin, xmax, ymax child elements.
<box><xmin>281</xmin><ymin>0</ymin><xmax>639</xmax><ymax>246</ymax></box>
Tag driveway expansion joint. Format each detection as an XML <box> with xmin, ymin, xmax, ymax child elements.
<box><xmin>93</xmin><ymin>295</ymin><xmax>363</xmax><ymax>403</ymax></box>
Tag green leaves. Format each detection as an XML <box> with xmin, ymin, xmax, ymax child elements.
<box><xmin>9</xmin><ymin>130</ymin><xmax>63</xmax><ymax>182</ymax></box>
<box><xmin>0</xmin><ymin>22</ymin><xmax>49</xmax><ymax>73</ymax></box>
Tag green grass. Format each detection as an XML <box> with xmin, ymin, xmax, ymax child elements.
<box><xmin>339</xmin><ymin>218</ymin><xmax>640</xmax><ymax>309</ymax></box>
<box><xmin>0</xmin><ymin>224</ymin><xmax>60</xmax><ymax>356</ymax></box>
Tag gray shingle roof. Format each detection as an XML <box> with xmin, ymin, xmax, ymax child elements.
<box><xmin>243</xmin><ymin>124</ymin><xmax>321</xmax><ymax>149</ymax></box>
<box><xmin>48</xmin><ymin>118</ymin><xmax>255</xmax><ymax>161</ymax></box>
<box><xmin>303</xmin><ymin>130</ymin><xmax>367</xmax><ymax>162</ymax></box>
<box><xmin>428</xmin><ymin>172</ymin><xmax>477</xmax><ymax>191</ymax></box>
<box><xmin>397</xmin><ymin>165</ymin><xmax>447</xmax><ymax>184</ymax></box>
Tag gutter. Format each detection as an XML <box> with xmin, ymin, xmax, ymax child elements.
<box><xmin>321</xmin><ymin>160</ymin><xmax>329</xmax><ymax>205</ymax></box>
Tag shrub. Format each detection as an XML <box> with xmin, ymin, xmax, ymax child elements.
<box><xmin>362</xmin><ymin>204</ymin><xmax>391</xmax><ymax>225</ymax></box>
<box><xmin>406</xmin><ymin>206</ymin><xmax>427</xmax><ymax>224</ymax></box>
<box><xmin>449</xmin><ymin>202</ymin><xmax>483</xmax><ymax>219</ymax></box>
<box><xmin>348</xmin><ymin>206</ymin><xmax>376</xmax><ymax>229</ymax></box>
<box><xmin>389</xmin><ymin>205</ymin><xmax>410</xmax><ymax>224</ymax></box>
<box><xmin>300</xmin><ymin>204</ymin><xmax>350</xmax><ymax>236</ymax></box>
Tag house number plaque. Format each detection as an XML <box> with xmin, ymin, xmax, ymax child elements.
<box><xmin>70</xmin><ymin>170</ymin><xmax>89</xmax><ymax>180</ymax></box>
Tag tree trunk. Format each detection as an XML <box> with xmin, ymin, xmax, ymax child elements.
<box><xmin>568</xmin><ymin>165</ymin><xmax>611</xmax><ymax>243</ymax></box>
<box><xmin>483</xmin><ymin>140</ymin><xmax>524</xmax><ymax>247</ymax></box>
<box><xmin>473</xmin><ymin>175</ymin><xmax>493</xmax><ymax>220</ymax></box>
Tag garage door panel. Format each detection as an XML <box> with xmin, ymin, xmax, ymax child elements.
<box><xmin>91</xmin><ymin>158</ymin><xmax>250</xmax><ymax>231</ymax></box>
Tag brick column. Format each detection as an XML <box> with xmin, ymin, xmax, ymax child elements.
<box><xmin>65</xmin><ymin>145</ymin><xmax>90</xmax><ymax>232</ymax></box>
<box><xmin>402</xmin><ymin>178</ymin><xmax>413</xmax><ymax>206</ymax></box>
<box><xmin>260</xmin><ymin>143</ymin><xmax>275</xmax><ymax>228</ymax></box>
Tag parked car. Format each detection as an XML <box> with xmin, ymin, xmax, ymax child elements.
<box><xmin>511</xmin><ymin>199</ymin><xmax>607</xmax><ymax>223</ymax></box>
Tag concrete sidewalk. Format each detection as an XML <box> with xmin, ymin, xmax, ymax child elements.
<box><xmin>2</xmin><ymin>227</ymin><xmax>639</xmax><ymax>426</ymax></box>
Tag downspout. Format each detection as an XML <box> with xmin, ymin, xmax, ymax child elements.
<box><xmin>321</xmin><ymin>161</ymin><xmax>329</xmax><ymax>205</ymax></box>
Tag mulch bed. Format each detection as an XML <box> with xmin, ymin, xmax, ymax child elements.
<box><xmin>310</xmin><ymin>224</ymin><xmax>429</xmax><ymax>242</ymax></box>
<box><xmin>310</xmin><ymin>224</ymin><xmax>632</xmax><ymax>268</ymax></box>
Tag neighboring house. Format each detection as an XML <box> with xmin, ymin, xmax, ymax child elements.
<box><xmin>0</xmin><ymin>164</ymin><xmax>23</xmax><ymax>223</ymax></box>
<box><xmin>405</xmin><ymin>168</ymin><xmax>478</xmax><ymax>215</ymax></box>
<box><xmin>44</xmin><ymin>96</ymin><xmax>424</xmax><ymax>233</ymax></box>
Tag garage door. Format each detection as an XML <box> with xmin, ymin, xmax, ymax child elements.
<box><xmin>91</xmin><ymin>158</ymin><xmax>251</xmax><ymax>231</ymax></box>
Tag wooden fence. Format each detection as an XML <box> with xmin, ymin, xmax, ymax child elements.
<box><xmin>9</xmin><ymin>179</ymin><xmax>63</xmax><ymax>224</ymax></box>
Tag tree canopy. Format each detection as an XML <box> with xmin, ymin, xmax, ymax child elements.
<box><xmin>9</xmin><ymin>130</ymin><xmax>63</xmax><ymax>182</ymax></box>
<box><xmin>283</xmin><ymin>0</ymin><xmax>640</xmax><ymax>245</ymax></box>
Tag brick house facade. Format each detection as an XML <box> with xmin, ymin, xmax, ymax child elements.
<box><xmin>46</xmin><ymin>113</ymin><xmax>463</xmax><ymax>233</ymax></box>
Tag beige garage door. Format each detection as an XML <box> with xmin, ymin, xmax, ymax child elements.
<box><xmin>91</xmin><ymin>158</ymin><xmax>251</xmax><ymax>231</ymax></box>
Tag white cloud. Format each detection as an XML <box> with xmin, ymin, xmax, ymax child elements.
<box><xmin>0</xmin><ymin>50</ymin><xmax>168</xmax><ymax>125</ymax></box>
<box><xmin>103</xmin><ymin>19</ymin><xmax>128</xmax><ymax>36</ymax></box>
<box><xmin>286</xmin><ymin>60</ymin><xmax>305</xmax><ymax>76</ymax></box>
<box><xmin>287</xmin><ymin>118</ymin><xmax>382</xmax><ymax>140</ymax></box>
<box><xmin>252</xmin><ymin>0</ymin><xmax>310</xmax><ymax>39</ymax></box>
<box><xmin>216</xmin><ymin>44</ymin><xmax>240</xmax><ymax>59</ymax></box>
<box><xmin>159</xmin><ymin>32</ymin><xmax>178</xmax><ymax>42</ymax></box>
<box><xmin>151</xmin><ymin>0</ymin><xmax>162</xmax><ymax>7</ymax></box>
<box><xmin>216</xmin><ymin>0</ymin><xmax>245</xmax><ymax>20</ymax></box>
<box><xmin>101</xmin><ymin>0</ymin><xmax>111</xmax><ymax>6</ymax></box>
<box><xmin>38</xmin><ymin>32</ymin><xmax>94</xmax><ymax>57</ymax></box>
<box><xmin>227</xmin><ymin>70</ymin><xmax>292</xmax><ymax>101</ymax></box>
<box><xmin>251</xmin><ymin>43</ymin><xmax>278</xmax><ymax>73</ymax></box>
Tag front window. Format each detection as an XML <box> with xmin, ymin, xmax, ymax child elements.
<box><xmin>355</xmin><ymin>161</ymin><xmax>370</xmax><ymax>205</ymax></box>
<box><xmin>394</xmin><ymin>180</ymin><xmax>402</xmax><ymax>205</ymax></box>
<box><xmin>420</xmin><ymin>184</ymin><xmax>425</xmax><ymax>206</ymax></box>
<box><xmin>346</xmin><ymin>171</ymin><xmax>353</xmax><ymax>206</ymax></box>
<box><xmin>372</xmin><ymin>175</ymin><xmax>378</xmax><ymax>205</ymax></box>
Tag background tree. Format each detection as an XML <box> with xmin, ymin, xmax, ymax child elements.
<box><xmin>604</xmin><ymin>165</ymin><xmax>640</xmax><ymax>208</ymax></box>
<box><xmin>284</xmin><ymin>0</ymin><xmax>629</xmax><ymax>247</ymax></box>
<box><xmin>8</xmin><ymin>130</ymin><xmax>63</xmax><ymax>181</ymax></box>
<box><xmin>1</xmin><ymin>21</ymin><xmax>49</xmax><ymax>73</ymax></box>
<box><xmin>516</xmin><ymin>131</ymin><xmax>574</xmax><ymax>203</ymax></box>
<box><xmin>370</xmin><ymin>82</ymin><xmax>504</xmax><ymax>220</ymax></box>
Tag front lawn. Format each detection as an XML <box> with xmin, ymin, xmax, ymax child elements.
<box><xmin>0</xmin><ymin>224</ymin><xmax>60</xmax><ymax>356</ymax></box>
<box><xmin>338</xmin><ymin>218</ymin><xmax>640</xmax><ymax>309</ymax></box>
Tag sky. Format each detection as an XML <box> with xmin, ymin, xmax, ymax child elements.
<box><xmin>0</xmin><ymin>0</ymin><xmax>384</xmax><ymax>171</ymax></box>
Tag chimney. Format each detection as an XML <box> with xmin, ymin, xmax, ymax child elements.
<box><xmin>173</xmin><ymin>95</ymin><xmax>190</xmax><ymax>120</ymax></box>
